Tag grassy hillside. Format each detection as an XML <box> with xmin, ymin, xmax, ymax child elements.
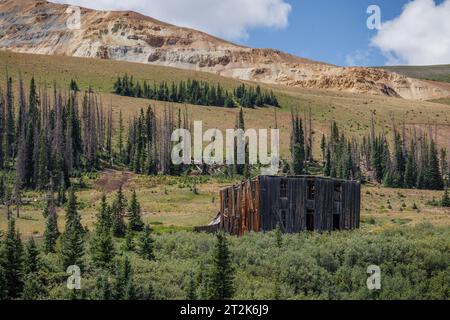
<box><xmin>381</xmin><ymin>65</ymin><xmax>450</xmax><ymax>83</ymax></box>
<box><xmin>0</xmin><ymin>51</ymin><xmax>450</xmax><ymax>235</ymax></box>
<box><xmin>2</xmin><ymin>51</ymin><xmax>450</xmax><ymax>158</ymax></box>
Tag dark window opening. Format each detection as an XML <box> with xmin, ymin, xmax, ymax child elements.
<box><xmin>307</xmin><ymin>181</ymin><xmax>315</xmax><ymax>200</ymax></box>
<box><xmin>306</xmin><ymin>210</ymin><xmax>314</xmax><ymax>231</ymax></box>
<box><xmin>333</xmin><ymin>214</ymin><xmax>341</xmax><ymax>231</ymax></box>
<box><xmin>280</xmin><ymin>179</ymin><xmax>288</xmax><ymax>198</ymax></box>
<box><xmin>334</xmin><ymin>183</ymin><xmax>342</xmax><ymax>202</ymax></box>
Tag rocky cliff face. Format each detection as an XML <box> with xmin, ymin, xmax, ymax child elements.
<box><xmin>1</xmin><ymin>0</ymin><xmax>449</xmax><ymax>100</ymax></box>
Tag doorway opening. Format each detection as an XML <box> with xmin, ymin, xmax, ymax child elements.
<box><xmin>306</xmin><ymin>210</ymin><xmax>314</xmax><ymax>231</ymax></box>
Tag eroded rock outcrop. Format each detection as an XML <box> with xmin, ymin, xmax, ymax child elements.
<box><xmin>0</xmin><ymin>0</ymin><xmax>448</xmax><ymax>100</ymax></box>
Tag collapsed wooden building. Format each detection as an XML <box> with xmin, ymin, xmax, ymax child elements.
<box><xmin>195</xmin><ymin>176</ymin><xmax>361</xmax><ymax>236</ymax></box>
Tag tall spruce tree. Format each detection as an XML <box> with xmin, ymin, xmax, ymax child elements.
<box><xmin>118</xmin><ymin>110</ymin><xmax>124</xmax><ymax>162</ymax></box>
<box><xmin>138</xmin><ymin>225</ymin><xmax>155</xmax><ymax>261</ymax></box>
<box><xmin>113</xmin><ymin>256</ymin><xmax>133</xmax><ymax>300</ymax></box>
<box><xmin>393</xmin><ymin>132</ymin><xmax>406</xmax><ymax>187</ymax></box>
<box><xmin>234</xmin><ymin>108</ymin><xmax>247</xmax><ymax>176</ymax></box>
<box><xmin>291</xmin><ymin>112</ymin><xmax>305</xmax><ymax>175</ymax></box>
<box><xmin>210</xmin><ymin>233</ymin><xmax>234</xmax><ymax>300</ymax></box>
<box><xmin>5</xmin><ymin>76</ymin><xmax>15</xmax><ymax>164</ymax></box>
<box><xmin>111</xmin><ymin>185</ymin><xmax>127</xmax><ymax>237</ymax></box>
<box><xmin>23</xmin><ymin>237</ymin><xmax>39</xmax><ymax>275</ymax></box>
<box><xmin>90</xmin><ymin>194</ymin><xmax>115</xmax><ymax>268</ymax></box>
<box><xmin>0</xmin><ymin>218</ymin><xmax>24</xmax><ymax>299</ymax></box>
<box><xmin>124</xmin><ymin>224</ymin><xmax>134</xmax><ymax>252</ymax></box>
<box><xmin>22</xmin><ymin>274</ymin><xmax>42</xmax><ymax>300</ymax></box>
<box><xmin>59</xmin><ymin>189</ymin><xmax>84</xmax><ymax>269</ymax></box>
<box><xmin>404</xmin><ymin>141</ymin><xmax>417</xmax><ymax>189</ymax></box>
<box><xmin>428</xmin><ymin>140</ymin><xmax>444</xmax><ymax>190</ymax></box>
<box><xmin>128</xmin><ymin>190</ymin><xmax>144</xmax><ymax>232</ymax></box>
<box><xmin>43</xmin><ymin>202</ymin><xmax>59</xmax><ymax>254</ymax></box>
<box><xmin>93</xmin><ymin>273</ymin><xmax>113</xmax><ymax>300</ymax></box>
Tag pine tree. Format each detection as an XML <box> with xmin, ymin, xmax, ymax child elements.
<box><xmin>90</xmin><ymin>223</ymin><xmax>115</xmax><ymax>269</ymax></box>
<box><xmin>128</xmin><ymin>190</ymin><xmax>144</xmax><ymax>231</ymax></box>
<box><xmin>22</xmin><ymin>274</ymin><xmax>42</xmax><ymax>300</ymax></box>
<box><xmin>428</xmin><ymin>140</ymin><xmax>444</xmax><ymax>190</ymax></box>
<box><xmin>111</xmin><ymin>185</ymin><xmax>127</xmax><ymax>237</ymax></box>
<box><xmin>94</xmin><ymin>273</ymin><xmax>112</xmax><ymax>300</ymax></box>
<box><xmin>124</xmin><ymin>224</ymin><xmax>134</xmax><ymax>251</ymax></box>
<box><xmin>210</xmin><ymin>233</ymin><xmax>234</xmax><ymax>300</ymax></box>
<box><xmin>344</xmin><ymin>142</ymin><xmax>354</xmax><ymax>180</ymax></box>
<box><xmin>43</xmin><ymin>202</ymin><xmax>59</xmax><ymax>254</ymax></box>
<box><xmin>0</xmin><ymin>218</ymin><xmax>24</xmax><ymax>298</ymax></box>
<box><xmin>118</xmin><ymin>110</ymin><xmax>124</xmax><ymax>162</ymax></box>
<box><xmin>24</xmin><ymin>237</ymin><xmax>39</xmax><ymax>275</ymax></box>
<box><xmin>320</xmin><ymin>134</ymin><xmax>326</xmax><ymax>161</ymax></box>
<box><xmin>70</xmin><ymin>79</ymin><xmax>79</xmax><ymax>92</ymax></box>
<box><xmin>124</xmin><ymin>278</ymin><xmax>137</xmax><ymax>300</ymax></box>
<box><xmin>291</xmin><ymin>113</ymin><xmax>305</xmax><ymax>175</ymax></box>
<box><xmin>97</xmin><ymin>194</ymin><xmax>112</xmax><ymax>231</ymax></box>
<box><xmin>233</xmin><ymin>108</ymin><xmax>246</xmax><ymax>175</ymax></box>
<box><xmin>57</xmin><ymin>184</ymin><xmax>67</xmax><ymax>205</ymax></box>
<box><xmin>5</xmin><ymin>76</ymin><xmax>15</xmax><ymax>164</ymax></box>
<box><xmin>36</xmin><ymin>131</ymin><xmax>48</xmax><ymax>190</ymax></box>
<box><xmin>371</xmin><ymin>137</ymin><xmax>384</xmax><ymax>182</ymax></box>
<box><xmin>404</xmin><ymin>145</ymin><xmax>416</xmax><ymax>189</ymax></box>
<box><xmin>0</xmin><ymin>175</ymin><xmax>6</xmax><ymax>205</ymax></box>
<box><xmin>138</xmin><ymin>225</ymin><xmax>155</xmax><ymax>261</ymax></box>
<box><xmin>65</xmin><ymin>188</ymin><xmax>84</xmax><ymax>235</ymax></box>
<box><xmin>113</xmin><ymin>257</ymin><xmax>133</xmax><ymax>300</ymax></box>
<box><xmin>90</xmin><ymin>194</ymin><xmax>115</xmax><ymax>268</ymax></box>
<box><xmin>393</xmin><ymin>132</ymin><xmax>405</xmax><ymax>187</ymax></box>
<box><xmin>0</xmin><ymin>86</ymin><xmax>5</xmax><ymax>169</ymax></box>
<box><xmin>324</xmin><ymin>147</ymin><xmax>331</xmax><ymax>176</ymax></box>
<box><xmin>59</xmin><ymin>189</ymin><xmax>84</xmax><ymax>269</ymax></box>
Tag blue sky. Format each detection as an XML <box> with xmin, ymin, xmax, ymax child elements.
<box><xmin>241</xmin><ymin>0</ymin><xmax>446</xmax><ymax>66</ymax></box>
<box><xmin>53</xmin><ymin>0</ymin><xmax>450</xmax><ymax>66</ymax></box>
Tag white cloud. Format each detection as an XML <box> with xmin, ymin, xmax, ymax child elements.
<box><xmin>371</xmin><ymin>0</ymin><xmax>450</xmax><ymax>65</ymax></box>
<box><xmin>50</xmin><ymin>0</ymin><xmax>291</xmax><ymax>40</ymax></box>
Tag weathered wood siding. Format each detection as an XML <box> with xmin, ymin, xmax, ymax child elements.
<box><xmin>258</xmin><ymin>176</ymin><xmax>361</xmax><ymax>233</ymax></box>
<box><xmin>218</xmin><ymin>178</ymin><xmax>260</xmax><ymax>236</ymax></box>
<box><xmin>196</xmin><ymin>175</ymin><xmax>360</xmax><ymax>235</ymax></box>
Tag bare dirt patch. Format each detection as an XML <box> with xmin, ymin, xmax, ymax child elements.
<box><xmin>95</xmin><ymin>169</ymin><xmax>135</xmax><ymax>193</ymax></box>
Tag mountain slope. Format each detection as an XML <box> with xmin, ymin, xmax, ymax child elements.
<box><xmin>1</xmin><ymin>0</ymin><xmax>450</xmax><ymax>100</ymax></box>
<box><xmin>380</xmin><ymin>65</ymin><xmax>450</xmax><ymax>84</ymax></box>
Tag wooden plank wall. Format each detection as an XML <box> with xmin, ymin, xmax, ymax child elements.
<box><xmin>258</xmin><ymin>176</ymin><xmax>360</xmax><ymax>233</ymax></box>
<box><xmin>213</xmin><ymin>176</ymin><xmax>360</xmax><ymax>236</ymax></box>
<box><xmin>219</xmin><ymin>178</ymin><xmax>260</xmax><ymax>236</ymax></box>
